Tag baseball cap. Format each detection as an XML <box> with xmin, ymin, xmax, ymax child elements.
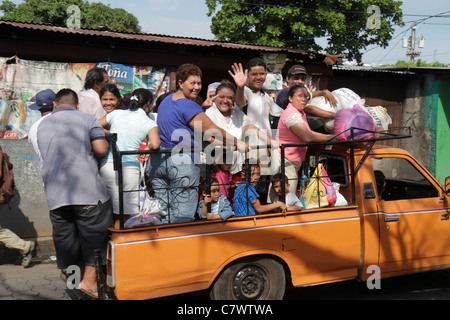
<box><xmin>287</xmin><ymin>65</ymin><xmax>307</xmax><ymax>76</ymax></box>
<box><xmin>29</xmin><ymin>89</ymin><xmax>55</xmax><ymax>110</ymax></box>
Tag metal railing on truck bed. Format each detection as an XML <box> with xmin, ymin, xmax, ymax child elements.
<box><xmin>108</xmin><ymin>127</ymin><xmax>411</xmax><ymax>230</ymax></box>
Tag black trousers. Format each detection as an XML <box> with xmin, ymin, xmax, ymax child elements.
<box><xmin>49</xmin><ymin>199</ymin><xmax>113</xmax><ymax>269</ymax></box>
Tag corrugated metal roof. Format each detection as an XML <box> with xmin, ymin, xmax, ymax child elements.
<box><xmin>333</xmin><ymin>65</ymin><xmax>450</xmax><ymax>74</ymax></box>
<box><xmin>0</xmin><ymin>20</ymin><xmax>325</xmax><ymax>57</ymax></box>
<box><xmin>333</xmin><ymin>65</ymin><xmax>415</xmax><ymax>74</ymax></box>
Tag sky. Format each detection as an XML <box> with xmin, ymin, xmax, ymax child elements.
<box><xmin>5</xmin><ymin>0</ymin><xmax>450</xmax><ymax>65</ymax></box>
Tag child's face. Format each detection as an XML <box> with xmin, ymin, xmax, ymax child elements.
<box><xmin>218</xmin><ymin>162</ymin><xmax>232</xmax><ymax>172</ymax></box>
<box><xmin>210</xmin><ymin>185</ymin><xmax>221</xmax><ymax>202</ymax></box>
<box><xmin>272</xmin><ymin>181</ymin><xmax>290</xmax><ymax>196</ymax></box>
<box><xmin>250</xmin><ymin>166</ymin><xmax>261</xmax><ymax>186</ymax></box>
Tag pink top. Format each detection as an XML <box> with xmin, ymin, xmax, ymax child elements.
<box><xmin>276</xmin><ymin>103</ymin><xmax>311</xmax><ymax>163</ymax></box>
<box><xmin>213</xmin><ymin>168</ymin><xmax>232</xmax><ymax>199</ymax></box>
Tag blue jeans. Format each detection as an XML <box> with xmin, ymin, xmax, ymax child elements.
<box><xmin>146</xmin><ymin>153</ymin><xmax>200</xmax><ymax>224</ymax></box>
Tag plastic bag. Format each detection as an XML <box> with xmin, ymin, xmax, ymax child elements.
<box><xmin>308</xmin><ymin>88</ymin><xmax>366</xmax><ymax>133</ymax></box>
<box><xmin>322</xmin><ymin>165</ymin><xmax>336</xmax><ymax>206</ymax></box>
<box><xmin>304</xmin><ymin>163</ymin><xmax>335</xmax><ymax>209</ymax></box>
<box><xmin>124</xmin><ymin>214</ymin><xmax>161</xmax><ymax>228</ymax></box>
<box><xmin>139</xmin><ymin>185</ymin><xmax>166</xmax><ymax>218</ymax></box>
<box><xmin>334</xmin><ymin>104</ymin><xmax>375</xmax><ymax>143</ymax></box>
<box><xmin>124</xmin><ymin>165</ymin><xmax>167</xmax><ymax>228</ymax></box>
<box><xmin>365</xmin><ymin>106</ymin><xmax>392</xmax><ymax>132</ymax></box>
<box><xmin>333</xmin><ymin>182</ymin><xmax>348</xmax><ymax>206</ymax></box>
<box><xmin>124</xmin><ymin>186</ymin><xmax>166</xmax><ymax>228</ymax></box>
<box><xmin>332</xmin><ymin>88</ymin><xmax>366</xmax><ymax>110</ymax></box>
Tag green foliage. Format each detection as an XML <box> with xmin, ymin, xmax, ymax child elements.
<box><xmin>206</xmin><ymin>0</ymin><xmax>404</xmax><ymax>63</ymax></box>
<box><xmin>385</xmin><ymin>59</ymin><xmax>450</xmax><ymax>68</ymax></box>
<box><xmin>0</xmin><ymin>0</ymin><xmax>141</xmax><ymax>33</ymax></box>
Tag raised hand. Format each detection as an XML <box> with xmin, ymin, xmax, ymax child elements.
<box><xmin>228</xmin><ymin>63</ymin><xmax>248</xmax><ymax>88</ymax></box>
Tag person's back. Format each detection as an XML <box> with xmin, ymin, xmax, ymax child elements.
<box><xmin>36</xmin><ymin>88</ymin><xmax>111</xmax><ymax>297</ymax></box>
<box><xmin>103</xmin><ymin>108</ymin><xmax>157</xmax><ymax>166</ymax></box>
<box><xmin>37</xmin><ymin>90</ymin><xmax>109</xmax><ymax>210</ymax></box>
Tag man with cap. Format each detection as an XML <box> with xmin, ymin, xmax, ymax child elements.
<box><xmin>272</xmin><ymin>64</ymin><xmax>337</xmax><ymax>130</ymax></box>
<box><xmin>28</xmin><ymin>89</ymin><xmax>55</xmax><ymax>168</ymax></box>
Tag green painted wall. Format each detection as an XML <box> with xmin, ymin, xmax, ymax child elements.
<box><xmin>424</xmin><ymin>75</ymin><xmax>439</xmax><ymax>179</ymax></box>
<box><xmin>436</xmin><ymin>79</ymin><xmax>450</xmax><ymax>184</ymax></box>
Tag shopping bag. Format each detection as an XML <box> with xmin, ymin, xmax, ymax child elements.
<box><xmin>124</xmin><ymin>164</ymin><xmax>167</xmax><ymax>228</ymax></box>
<box><xmin>303</xmin><ymin>164</ymin><xmax>329</xmax><ymax>209</ymax></box>
<box><xmin>321</xmin><ymin>164</ymin><xmax>336</xmax><ymax>206</ymax></box>
<box><xmin>334</xmin><ymin>104</ymin><xmax>375</xmax><ymax>143</ymax></box>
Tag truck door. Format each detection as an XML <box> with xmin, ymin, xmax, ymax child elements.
<box><xmin>372</xmin><ymin>156</ymin><xmax>450</xmax><ymax>274</ymax></box>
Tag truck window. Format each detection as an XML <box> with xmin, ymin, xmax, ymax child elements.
<box><xmin>371</xmin><ymin>157</ymin><xmax>439</xmax><ymax>201</ymax></box>
<box><xmin>304</xmin><ymin>154</ymin><xmax>349</xmax><ymax>188</ymax></box>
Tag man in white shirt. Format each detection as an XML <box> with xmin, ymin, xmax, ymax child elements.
<box><xmin>28</xmin><ymin>89</ymin><xmax>55</xmax><ymax>169</ymax></box>
<box><xmin>234</xmin><ymin>58</ymin><xmax>283</xmax><ymax>136</ymax></box>
<box><xmin>78</xmin><ymin>67</ymin><xmax>109</xmax><ymax>119</ymax></box>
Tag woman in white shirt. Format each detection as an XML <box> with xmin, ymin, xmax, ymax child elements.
<box><xmin>205</xmin><ymin>81</ymin><xmax>277</xmax><ymax>174</ymax></box>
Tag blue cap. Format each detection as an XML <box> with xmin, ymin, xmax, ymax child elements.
<box><xmin>29</xmin><ymin>89</ymin><xmax>55</xmax><ymax>110</ymax></box>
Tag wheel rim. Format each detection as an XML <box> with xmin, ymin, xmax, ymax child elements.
<box><xmin>232</xmin><ymin>265</ymin><xmax>268</xmax><ymax>299</ymax></box>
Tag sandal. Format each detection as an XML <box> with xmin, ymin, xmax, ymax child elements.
<box><xmin>79</xmin><ymin>287</ymin><xmax>98</xmax><ymax>299</ymax></box>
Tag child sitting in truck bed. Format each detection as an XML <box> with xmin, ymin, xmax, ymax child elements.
<box><xmin>233</xmin><ymin>161</ymin><xmax>287</xmax><ymax>216</ymax></box>
<box><xmin>197</xmin><ymin>178</ymin><xmax>234</xmax><ymax>221</ymax></box>
<box><xmin>270</xmin><ymin>173</ymin><xmax>303</xmax><ymax>212</ymax></box>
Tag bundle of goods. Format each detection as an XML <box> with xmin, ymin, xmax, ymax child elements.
<box><xmin>308</xmin><ymin>88</ymin><xmax>392</xmax><ymax>134</ymax></box>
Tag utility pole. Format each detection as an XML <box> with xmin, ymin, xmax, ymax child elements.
<box><xmin>403</xmin><ymin>21</ymin><xmax>424</xmax><ymax>64</ymax></box>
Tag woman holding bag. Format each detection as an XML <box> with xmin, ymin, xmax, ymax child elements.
<box><xmin>275</xmin><ymin>84</ymin><xmax>334</xmax><ymax>194</ymax></box>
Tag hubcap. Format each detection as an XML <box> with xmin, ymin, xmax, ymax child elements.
<box><xmin>232</xmin><ymin>266</ymin><xmax>267</xmax><ymax>299</ymax></box>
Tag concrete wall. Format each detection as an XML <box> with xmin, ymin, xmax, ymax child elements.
<box><xmin>0</xmin><ymin>139</ymin><xmax>51</xmax><ymax>240</ymax></box>
<box><xmin>401</xmin><ymin>74</ymin><xmax>450</xmax><ymax>185</ymax></box>
<box><xmin>401</xmin><ymin>76</ymin><xmax>433</xmax><ymax>172</ymax></box>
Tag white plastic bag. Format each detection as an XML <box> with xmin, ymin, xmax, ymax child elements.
<box><xmin>365</xmin><ymin>106</ymin><xmax>392</xmax><ymax>132</ymax></box>
<box><xmin>332</xmin><ymin>88</ymin><xmax>366</xmax><ymax>110</ymax></box>
<box><xmin>308</xmin><ymin>88</ymin><xmax>366</xmax><ymax>133</ymax></box>
<box><xmin>332</xmin><ymin>182</ymin><xmax>348</xmax><ymax>206</ymax></box>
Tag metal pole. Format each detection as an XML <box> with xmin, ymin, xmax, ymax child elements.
<box><xmin>94</xmin><ymin>249</ymin><xmax>106</xmax><ymax>300</ymax></box>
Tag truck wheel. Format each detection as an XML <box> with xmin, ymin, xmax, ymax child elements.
<box><xmin>210</xmin><ymin>257</ymin><xmax>285</xmax><ymax>300</ymax></box>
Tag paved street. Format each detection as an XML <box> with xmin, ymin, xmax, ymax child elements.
<box><xmin>0</xmin><ymin>259</ymin><xmax>71</xmax><ymax>300</ymax></box>
<box><xmin>2</xmin><ymin>254</ymin><xmax>450</xmax><ymax>301</ymax></box>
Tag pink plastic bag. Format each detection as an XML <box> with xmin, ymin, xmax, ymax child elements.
<box><xmin>321</xmin><ymin>164</ymin><xmax>337</xmax><ymax>207</ymax></box>
<box><xmin>334</xmin><ymin>105</ymin><xmax>375</xmax><ymax>143</ymax></box>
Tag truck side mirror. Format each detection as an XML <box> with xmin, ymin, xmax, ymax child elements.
<box><xmin>446</xmin><ymin>176</ymin><xmax>450</xmax><ymax>194</ymax></box>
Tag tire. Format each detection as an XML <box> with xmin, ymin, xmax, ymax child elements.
<box><xmin>210</xmin><ymin>257</ymin><xmax>285</xmax><ymax>300</ymax></box>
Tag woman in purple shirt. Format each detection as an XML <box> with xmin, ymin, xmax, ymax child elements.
<box><xmin>146</xmin><ymin>64</ymin><xmax>248</xmax><ymax>224</ymax></box>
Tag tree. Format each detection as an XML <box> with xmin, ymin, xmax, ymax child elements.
<box><xmin>206</xmin><ymin>0</ymin><xmax>404</xmax><ymax>63</ymax></box>
<box><xmin>0</xmin><ymin>0</ymin><xmax>141</xmax><ymax>33</ymax></box>
<box><xmin>385</xmin><ymin>59</ymin><xmax>450</xmax><ymax>68</ymax></box>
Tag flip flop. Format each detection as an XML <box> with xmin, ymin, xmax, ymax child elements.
<box><xmin>78</xmin><ymin>286</ymin><xmax>99</xmax><ymax>299</ymax></box>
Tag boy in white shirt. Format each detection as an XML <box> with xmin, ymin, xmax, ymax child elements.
<box><xmin>271</xmin><ymin>173</ymin><xmax>303</xmax><ymax>212</ymax></box>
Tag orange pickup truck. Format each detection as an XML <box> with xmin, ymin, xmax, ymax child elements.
<box><xmin>104</xmin><ymin>131</ymin><xmax>450</xmax><ymax>300</ymax></box>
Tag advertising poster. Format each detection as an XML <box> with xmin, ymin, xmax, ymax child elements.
<box><xmin>0</xmin><ymin>57</ymin><xmax>170</xmax><ymax>139</ymax></box>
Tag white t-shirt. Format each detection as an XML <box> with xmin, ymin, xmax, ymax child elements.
<box><xmin>205</xmin><ymin>104</ymin><xmax>251</xmax><ymax>140</ymax></box>
<box><xmin>242</xmin><ymin>86</ymin><xmax>283</xmax><ymax>134</ymax></box>
<box><xmin>28</xmin><ymin>113</ymin><xmax>51</xmax><ymax>170</ymax></box>
<box><xmin>205</xmin><ymin>104</ymin><xmax>251</xmax><ymax>174</ymax></box>
<box><xmin>274</xmin><ymin>192</ymin><xmax>303</xmax><ymax>208</ymax></box>
<box><xmin>103</xmin><ymin>108</ymin><xmax>157</xmax><ymax>168</ymax></box>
